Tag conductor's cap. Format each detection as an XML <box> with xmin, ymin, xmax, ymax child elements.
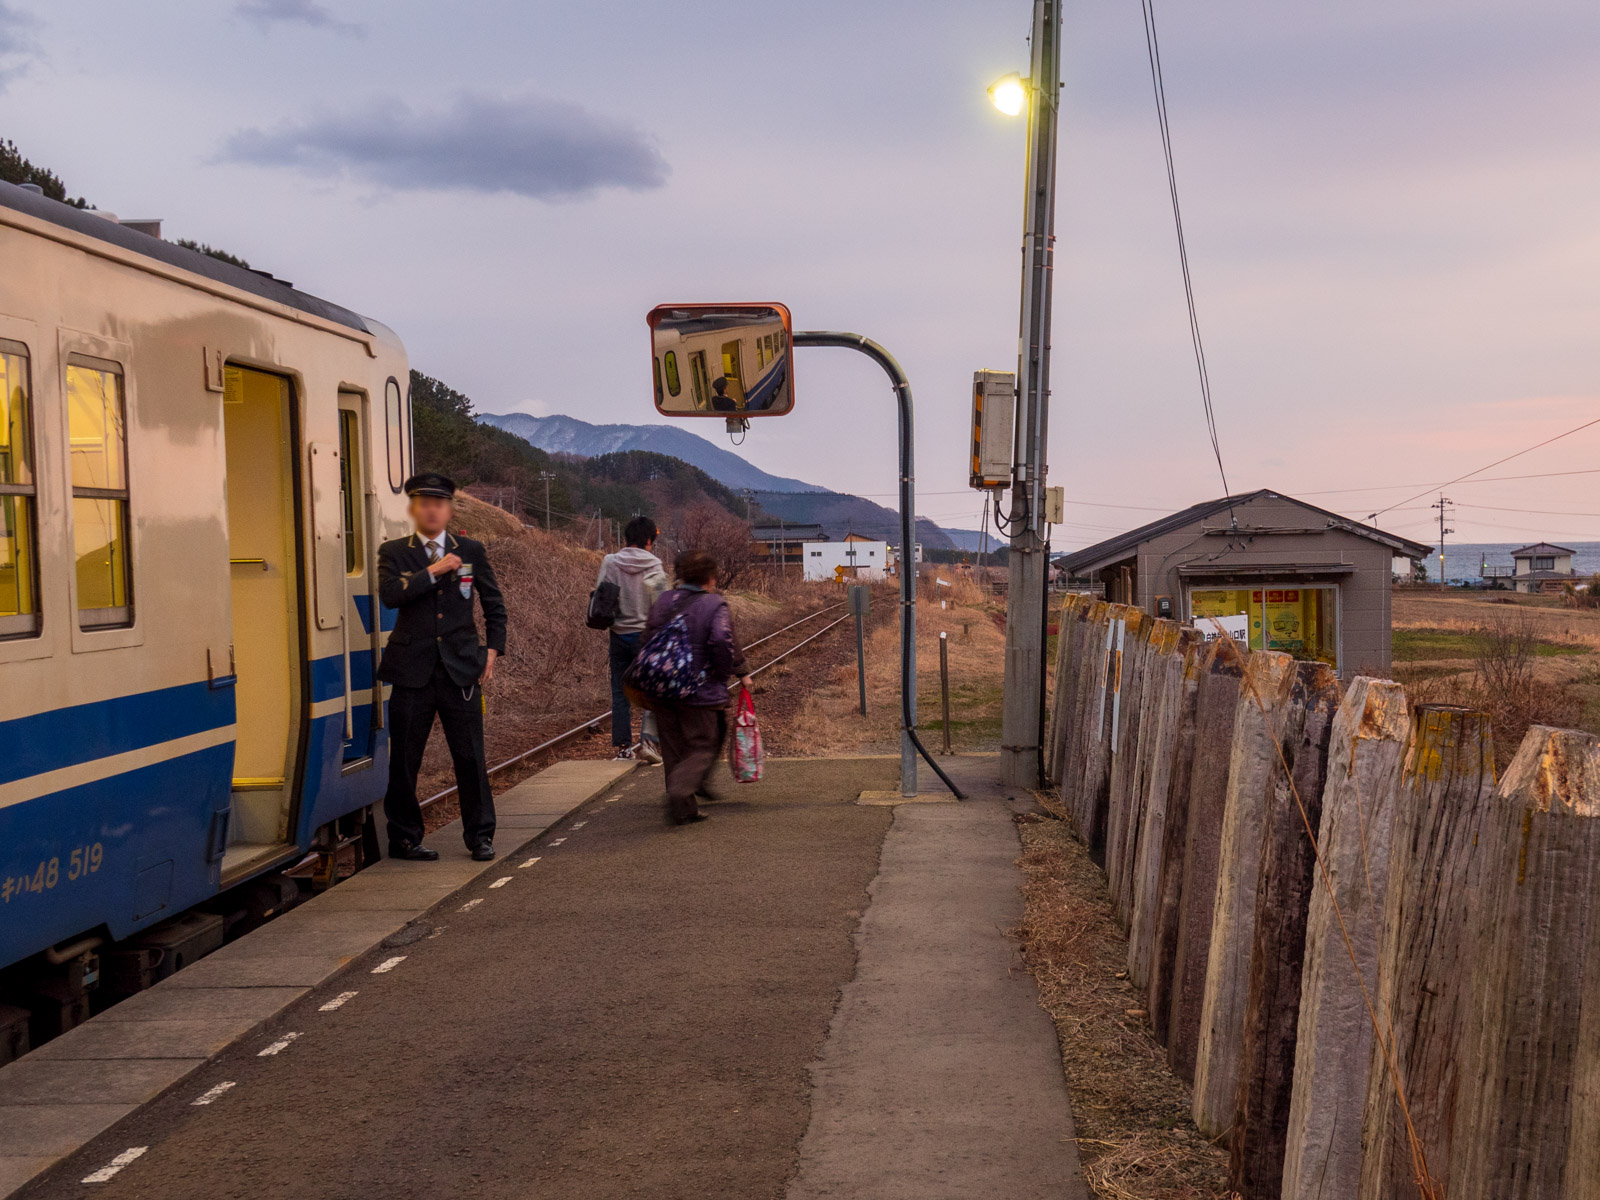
<box><xmin>404</xmin><ymin>472</ymin><xmax>457</xmax><ymax>499</ymax></box>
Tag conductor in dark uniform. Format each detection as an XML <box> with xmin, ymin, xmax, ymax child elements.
<box><xmin>378</xmin><ymin>473</ymin><xmax>508</xmax><ymax>862</ymax></box>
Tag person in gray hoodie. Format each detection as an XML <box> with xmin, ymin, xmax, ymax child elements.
<box><xmin>597</xmin><ymin>516</ymin><xmax>669</xmax><ymax>760</ymax></box>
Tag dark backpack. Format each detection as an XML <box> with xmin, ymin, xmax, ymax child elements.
<box><xmin>586</xmin><ymin>579</ymin><xmax>621</xmax><ymax>630</ymax></box>
<box><xmin>624</xmin><ymin>591</ymin><xmax>707</xmax><ymax>702</ymax></box>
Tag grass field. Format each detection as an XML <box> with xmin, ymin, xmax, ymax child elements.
<box><xmin>1390</xmin><ymin>589</ymin><xmax>1600</xmax><ymax>766</ymax></box>
<box><xmin>1392</xmin><ymin>625</ymin><xmax>1587</xmax><ymax>662</ymax></box>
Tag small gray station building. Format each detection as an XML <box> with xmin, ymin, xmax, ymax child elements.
<box><xmin>1057</xmin><ymin>489</ymin><xmax>1430</xmax><ymax>676</ymax></box>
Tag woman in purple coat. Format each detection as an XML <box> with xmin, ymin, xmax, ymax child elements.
<box><xmin>645</xmin><ymin>550</ymin><xmax>752</xmax><ymax>824</ymax></box>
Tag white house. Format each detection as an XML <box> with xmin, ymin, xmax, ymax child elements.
<box><xmin>803</xmin><ymin>539</ymin><xmax>889</xmax><ymax>582</ymax></box>
<box><xmin>1511</xmin><ymin>542</ymin><xmax>1577</xmax><ymax>594</ymax></box>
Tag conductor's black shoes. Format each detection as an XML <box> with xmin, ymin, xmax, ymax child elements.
<box><xmin>389</xmin><ymin>843</ymin><xmax>439</xmax><ymax>861</ymax></box>
<box><xmin>471</xmin><ymin>842</ymin><xmax>496</xmax><ymax>862</ymax></box>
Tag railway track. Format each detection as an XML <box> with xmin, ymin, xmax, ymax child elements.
<box><xmin>421</xmin><ymin>602</ymin><xmax>852</xmax><ymax>810</ymax></box>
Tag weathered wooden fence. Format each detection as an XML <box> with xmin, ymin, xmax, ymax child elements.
<box><xmin>1044</xmin><ymin>594</ymin><xmax>1600</xmax><ymax>1199</ymax></box>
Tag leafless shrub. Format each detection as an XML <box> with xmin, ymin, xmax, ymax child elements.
<box><xmin>1465</xmin><ymin>612</ymin><xmax>1583</xmax><ymax>766</ymax></box>
<box><xmin>661</xmin><ymin>501</ymin><xmax>754</xmax><ymax>588</ymax></box>
<box><xmin>1472</xmin><ymin>611</ymin><xmax>1537</xmax><ymax>698</ymax></box>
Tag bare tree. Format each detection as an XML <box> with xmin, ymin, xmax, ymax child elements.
<box><xmin>663</xmin><ymin>501</ymin><xmax>754</xmax><ymax>589</ymax></box>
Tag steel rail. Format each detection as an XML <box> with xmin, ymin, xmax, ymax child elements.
<box><xmin>419</xmin><ymin>601</ymin><xmax>850</xmax><ymax>809</ymax></box>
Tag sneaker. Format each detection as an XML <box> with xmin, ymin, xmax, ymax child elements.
<box><xmin>613</xmin><ymin>746</ymin><xmax>636</xmax><ymax>761</ymax></box>
<box><xmin>637</xmin><ymin>738</ymin><xmax>663</xmax><ymax>765</ymax></box>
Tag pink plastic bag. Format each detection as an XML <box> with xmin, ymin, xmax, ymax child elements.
<box><xmin>730</xmin><ymin>687</ymin><xmax>764</xmax><ymax>783</ymax></box>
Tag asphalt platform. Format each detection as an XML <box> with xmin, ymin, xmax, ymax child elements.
<box><xmin>6</xmin><ymin>755</ymin><xmax>1084</xmax><ymax>1199</ymax></box>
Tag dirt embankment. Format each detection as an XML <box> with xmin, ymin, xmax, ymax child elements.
<box><xmin>418</xmin><ymin>495</ymin><xmax>856</xmax><ymax>800</ymax></box>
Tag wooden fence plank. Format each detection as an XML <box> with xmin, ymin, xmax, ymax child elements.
<box><xmin>1146</xmin><ymin>634</ymin><xmax>1207</xmax><ymax>1040</ymax></box>
<box><xmin>1452</xmin><ymin>726</ymin><xmax>1600</xmax><ymax>1200</ymax></box>
<box><xmin>1228</xmin><ymin>661</ymin><xmax>1343</xmax><ymax>1197</ymax></box>
<box><xmin>1282</xmin><ymin>678</ymin><xmax>1409</xmax><ymax>1200</ymax></box>
<box><xmin>1167</xmin><ymin>634</ymin><xmax>1249</xmax><ymax>1083</ymax></box>
<box><xmin>1128</xmin><ymin>627</ymin><xmax>1201</xmax><ymax>991</ymax></box>
<box><xmin>1106</xmin><ymin>612</ymin><xmax>1160</xmax><ymax>929</ymax></box>
<box><xmin>1357</xmin><ymin>704</ymin><xmax>1495</xmax><ymax>1200</ymax></box>
<box><xmin>1192</xmin><ymin>650</ymin><xmax>1299</xmax><ymax>1136</ymax></box>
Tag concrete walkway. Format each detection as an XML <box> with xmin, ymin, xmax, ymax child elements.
<box><xmin>787</xmin><ymin>757</ymin><xmax>1088</xmax><ymax>1199</ymax></box>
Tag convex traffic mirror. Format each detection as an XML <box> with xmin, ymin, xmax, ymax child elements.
<box><xmin>648</xmin><ymin>303</ymin><xmax>794</xmax><ymax>417</ymax></box>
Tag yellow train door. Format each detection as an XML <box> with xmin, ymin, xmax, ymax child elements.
<box><xmin>222</xmin><ymin>365</ymin><xmax>305</xmax><ymax>881</ymax></box>
<box><xmin>720</xmin><ymin>339</ymin><xmax>747</xmax><ymax>405</ymax></box>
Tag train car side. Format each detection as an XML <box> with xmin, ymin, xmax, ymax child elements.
<box><xmin>0</xmin><ymin>185</ymin><xmax>411</xmax><ymax>977</ymax></box>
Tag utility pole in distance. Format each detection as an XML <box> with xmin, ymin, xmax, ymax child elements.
<box><xmin>1000</xmin><ymin>0</ymin><xmax>1062</xmax><ymax>788</ymax></box>
<box><xmin>539</xmin><ymin>470</ymin><xmax>555</xmax><ymax>530</ymax></box>
<box><xmin>1432</xmin><ymin>494</ymin><xmax>1454</xmax><ymax>585</ymax></box>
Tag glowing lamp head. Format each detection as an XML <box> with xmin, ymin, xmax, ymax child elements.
<box><xmin>988</xmin><ymin>74</ymin><xmax>1026</xmax><ymax>117</ymax></box>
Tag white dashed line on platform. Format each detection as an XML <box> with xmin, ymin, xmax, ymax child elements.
<box><xmin>372</xmin><ymin>956</ymin><xmax>406</xmax><ymax>974</ymax></box>
<box><xmin>549</xmin><ymin>838</ymin><xmax>566</xmax><ymax>846</ymax></box>
<box><xmin>82</xmin><ymin>1147</ymin><xmax>147</xmax><ymax>1183</ymax></box>
<box><xmin>258</xmin><ymin>1032</ymin><xmax>300</xmax><ymax>1057</ymax></box>
<box><xmin>458</xmin><ymin>898</ymin><xmax>484</xmax><ymax>912</ymax></box>
<box><xmin>489</xmin><ymin>876</ymin><xmax>512</xmax><ymax>889</ymax></box>
<box><xmin>319</xmin><ymin>991</ymin><xmax>358</xmax><ymax>1012</ymax></box>
<box><xmin>571</xmin><ymin>821</ymin><xmax>587</xmax><ymax>829</ymax></box>
<box><xmin>519</xmin><ymin>856</ymin><xmax>542</xmax><ymax>868</ymax></box>
<box><xmin>191</xmin><ymin>1081</ymin><xmax>236</xmax><ymax>1106</ymax></box>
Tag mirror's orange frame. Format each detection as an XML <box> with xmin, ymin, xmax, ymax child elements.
<box><xmin>647</xmin><ymin>302</ymin><xmax>795</xmax><ymax>417</ymax></box>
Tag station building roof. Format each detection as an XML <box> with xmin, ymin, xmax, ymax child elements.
<box><xmin>1056</xmin><ymin>488</ymin><xmax>1432</xmax><ymax>575</ymax></box>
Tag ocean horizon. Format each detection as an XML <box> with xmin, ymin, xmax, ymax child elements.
<box><xmin>1414</xmin><ymin>541</ymin><xmax>1600</xmax><ymax>585</ymax></box>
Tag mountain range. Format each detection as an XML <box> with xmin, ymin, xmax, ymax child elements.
<box><xmin>481</xmin><ymin>413</ymin><xmax>817</xmax><ymax>495</ymax></box>
<box><xmin>481</xmin><ymin>411</ymin><xmax>983</xmax><ymax>551</ymax></box>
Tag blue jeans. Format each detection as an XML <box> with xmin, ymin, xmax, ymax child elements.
<box><xmin>609</xmin><ymin>631</ymin><xmax>641</xmax><ymax>746</ymax></box>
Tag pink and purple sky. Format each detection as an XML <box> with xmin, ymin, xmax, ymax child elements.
<box><xmin>5</xmin><ymin>0</ymin><xmax>1599</xmax><ymax>548</ymax></box>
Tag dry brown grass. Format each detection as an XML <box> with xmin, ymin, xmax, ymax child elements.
<box><xmin>784</xmin><ymin>585</ymin><xmax>1007</xmax><ymax>756</ymax></box>
<box><xmin>1016</xmin><ymin>801</ymin><xmax>1237</xmax><ymax>1199</ymax></box>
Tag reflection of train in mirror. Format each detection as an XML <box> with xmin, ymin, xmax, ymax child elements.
<box><xmin>651</xmin><ymin>305</ymin><xmax>793</xmax><ymax>416</ymax></box>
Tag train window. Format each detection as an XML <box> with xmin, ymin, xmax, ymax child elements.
<box><xmin>384</xmin><ymin>377</ymin><xmax>403</xmax><ymax>492</ymax></box>
<box><xmin>67</xmin><ymin>359</ymin><xmax>133</xmax><ymax>629</ymax></box>
<box><xmin>338</xmin><ymin>409</ymin><xmax>362</xmax><ymax>573</ymax></box>
<box><xmin>663</xmin><ymin>351</ymin><xmax>681</xmax><ymax>397</ymax></box>
<box><xmin>765</xmin><ymin>334</ymin><xmax>775</xmax><ymax>363</ymax></box>
<box><xmin>0</xmin><ymin>341</ymin><xmax>39</xmax><ymax>638</ymax></box>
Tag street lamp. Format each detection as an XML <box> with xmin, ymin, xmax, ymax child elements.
<box><xmin>988</xmin><ymin>73</ymin><xmax>1027</xmax><ymax>117</ymax></box>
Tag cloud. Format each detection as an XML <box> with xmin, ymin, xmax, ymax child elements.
<box><xmin>218</xmin><ymin>92</ymin><xmax>670</xmax><ymax>201</ymax></box>
<box><xmin>0</xmin><ymin>2</ymin><xmax>38</xmax><ymax>92</ymax></box>
<box><xmin>234</xmin><ymin>0</ymin><xmax>362</xmax><ymax>36</ymax></box>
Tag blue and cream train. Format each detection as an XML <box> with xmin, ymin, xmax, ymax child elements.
<box><xmin>0</xmin><ymin>181</ymin><xmax>412</xmax><ymax>980</ymax></box>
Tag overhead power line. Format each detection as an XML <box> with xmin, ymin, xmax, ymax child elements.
<box><xmin>1369</xmin><ymin>413</ymin><xmax>1600</xmax><ymax>520</ymax></box>
<box><xmin>1301</xmin><ymin>467</ymin><xmax>1600</xmax><ymax>497</ymax></box>
<box><xmin>1140</xmin><ymin>0</ymin><xmax>1231</xmax><ymax>507</ymax></box>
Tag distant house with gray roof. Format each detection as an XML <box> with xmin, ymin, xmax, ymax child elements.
<box><xmin>1510</xmin><ymin>542</ymin><xmax>1576</xmax><ymax>594</ymax></box>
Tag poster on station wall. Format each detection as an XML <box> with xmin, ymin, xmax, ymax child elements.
<box><xmin>1191</xmin><ymin>587</ymin><xmax>1263</xmax><ymax>648</ymax></box>
<box><xmin>1261</xmin><ymin>588</ymin><xmax>1305</xmax><ymax>654</ymax></box>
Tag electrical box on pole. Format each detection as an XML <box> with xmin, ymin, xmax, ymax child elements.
<box><xmin>970</xmin><ymin>369</ymin><xmax>1015</xmax><ymax>490</ymax></box>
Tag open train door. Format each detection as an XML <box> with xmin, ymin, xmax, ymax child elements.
<box><xmin>221</xmin><ymin>365</ymin><xmax>307</xmax><ymax>884</ymax></box>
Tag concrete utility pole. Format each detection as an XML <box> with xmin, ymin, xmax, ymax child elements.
<box><xmin>1432</xmin><ymin>494</ymin><xmax>1454</xmax><ymax>585</ymax></box>
<box><xmin>1000</xmin><ymin>0</ymin><xmax>1063</xmax><ymax>788</ymax></box>
<box><xmin>539</xmin><ymin>470</ymin><xmax>554</xmax><ymax>530</ymax></box>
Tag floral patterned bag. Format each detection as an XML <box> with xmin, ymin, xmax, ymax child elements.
<box><xmin>624</xmin><ymin>592</ymin><xmax>706</xmax><ymax>703</ymax></box>
<box><xmin>730</xmin><ymin>686</ymin><xmax>764</xmax><ymax>783</ymax></box>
